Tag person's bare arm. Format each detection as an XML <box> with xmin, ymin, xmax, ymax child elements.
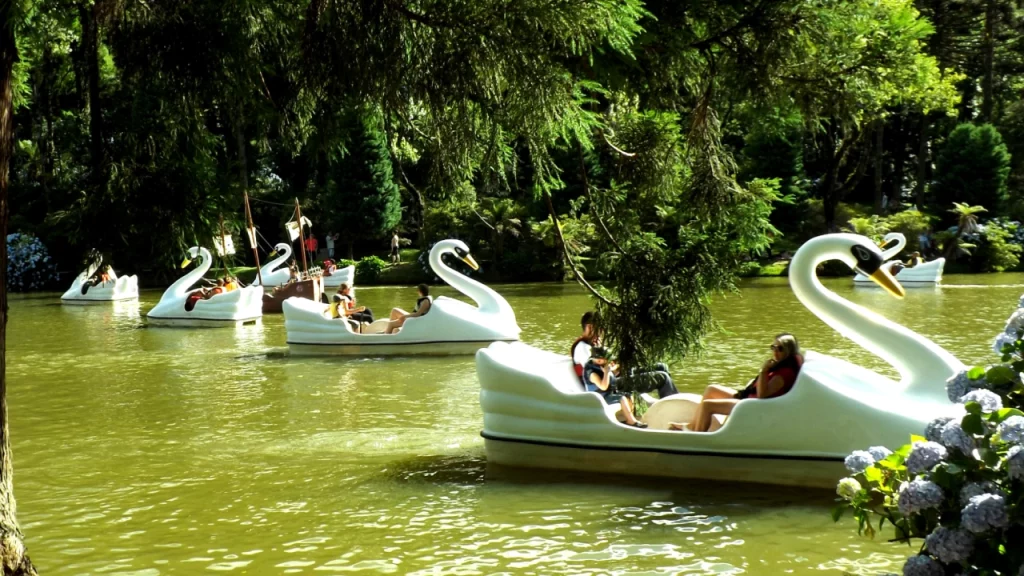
<box><xmin>407</xmin><ymin>299</ymin><xmax>431</xmax><ymax>318</ymax></box>
<box><xmin>589</xmin><ymin>370</ymin><xmax>611</xmax><ymax>391</ymax></box>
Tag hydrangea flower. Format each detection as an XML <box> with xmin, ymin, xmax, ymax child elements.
<box><xmin>946</xmin><ymin>370</ymin><xmax>973</xmax><ymax>403</ymax></box>
<box><xmin>1007</xmin><ymin>445</ymin><xmax>1024</xmax><ymax>481</ymax></box>
<box><xmin>959</xmin><ymin>481</ymin><xmax>1004</xmax><ymax>506</ymax></box>
<box><xmin>924</xmin><ymin>526</ymin><xmax>974</xmax><ymax>564</ymax></box>
<box><xmin>901</xmin><ymin>554</ymin><xmax>944</xmax><ymax>576</ymax></box>
<box><xmin>1004</xmin><ymin>308</ymin><xmax>1024</xmax><ymax>335</ymax></box>
<box><xmin>5</xmin><ymin>233</ymin><xmax>56</xmax><ymax>292</ymax></box>
<box><xmin>836</xmin><ymin>477</ymin><xmax>861</xmax><ymax>501</ymax></box>
<box><xmin>844</xmin><ymin>450</ymin><xmax>874</xmax><ymax>473</ymax></box>
<box><xmin>961</xmin><ymin>389</ymin><xmax>1003</xmax><ymax>413</ymax></box>
<box><xmin>993</xmin><ymin>332</ymin><xmax>1018</xmax><ymax>355</ymax></box>
<box><xmin>897</xmin><ymin>478</ymin><xmax>944</xmax><ymax>516</ymax></box>
<box><xmin>867</xmin><ymin>446</ymin><xmax>893</xmax><ymax>462</ymax></box>
<box><xmin>925</xmin><ymin>417</ymin><xmax>954</xmax><ymax>443</ymax></box>
<box><xmin>939</xmin><ymin>420</ymin><xmax>975</xmax><ymax>455</ymax></box>
<box><xmin>905</xmin><ymin>442</ymin><xmax>947</xmax><ymax>475</ymax></box>
<box><xmin>996</xmin><ymin>415</ymin><xmax>1024</xmax><ymax>444</ymax></box>
<box><xmin>961</xmin><ymin>494</ymin><xmax>1009</xmax><ymax>534</ymax></box>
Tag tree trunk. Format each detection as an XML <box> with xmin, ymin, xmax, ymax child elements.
<box><xmin>981</xmin><ymin>0</ymin><xmax>995</xmax><ymax>122</ymax></box>
<box><xmin>0</xmin><ymin>5</ymin><xmax>38</xmax><ymax>573</ymax></box>
<box><xmin>873</xmin><ymin>120</ymin><xmax>885</xmax><ymax>214</ymax></box>
<box><xmin>915</xmin><ymin>116</ymin><xmax>929</xmax><ymax>210</ymax></box>
<box><xmin>822</xmin><ymin>124</ymin><xmax>840</xmax><ymax>232</ymax></box>
<box><xmin>80</xmin><ymin>1</ymin><xmax>104</xmax><ymax>184</ymax></box>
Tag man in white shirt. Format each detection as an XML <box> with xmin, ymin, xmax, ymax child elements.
<box><xmin>570</xmin><ymin>311</ymin><xmax>600</xmax><ymax>383</ymax></box>
<box><xmin>326</xmin><ymin>233</ymin><xmax>337</xmax><ymax>258</ymax></box>
<box><xmin>390</xmin><ymin>231</ymin><xmax>401</xmax><ymax>263</ymax></box>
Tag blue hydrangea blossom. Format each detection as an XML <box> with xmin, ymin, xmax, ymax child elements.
<box><xmin>901</xmin><ymin>554</ymin><xmax>944</xmax><ymax>576</ymax></box>
<box><xmin>961</xmin><ymin>494</ymin><xmax>1009</xmax><ymax>534</ymax></box>
<box><xmin>939</xmin><ymin>421</ymin><xmax>975</xmax><ymax>455</ymax></box>
<box><xmin>867</xmin><ymin>446</ymin><xmax>892</xmax><ymax>461</ymax></box>
<box><xmin>844</xmin><ymin>450</ymin><xmax>874</xmax><ymax>473</ymax></box>
<box><xmin>996</xmin><ymin>415</ymin><xmax>1024</xmax><ymax>444</ymax></box>
<box><xmin>961</xmin><ymin>389</ymin><xmax>1003</xmax><ymax>413</ymax></box>
<box><xmin>925</xmin><ymin>417</ymin><xmax>954</xmax><ymax>443</ymax></box>
<box><xmin>897</xmin><ymin>478</ymin><xmax>944</xmax><ymax>516</ymax></box>
<box><xmin>905</xmin><ymin>442</ymin><xmax>947</xmax><ymax>475</ymax></box>
<box><xmin>959</xmin><ymin>481</ymin><xmax>1004</xmax><ymax>506</ymax></box>
<box><xmin>1007</xmin><ymin>445</ymin><xmax>1024</xmax><ymax>481</ymax></box>
<box><xmin>924</xmin><ymin>526</ymin><xmax>974</xmax><ymax>564</ymax></box>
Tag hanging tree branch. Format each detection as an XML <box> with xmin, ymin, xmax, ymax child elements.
<box><xmin>543</xmin><ymin>190</ymin><xmax>616</xmax><ymax>307</ymax></box>
<box><xmin>579</xmin><ymin>145</ymin><xmax>625</xmax><ymax>255</ymax></box>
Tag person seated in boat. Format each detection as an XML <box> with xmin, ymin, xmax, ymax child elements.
<box><xmin>571</xmin><ymin>311</ymin><xmax>601</xmax><ymax>381</ymax></box>
<box><xmin>584</xmin><ymin>347</ymin><xmax>646</xmax><ymax>428</ymax></box>
<box><xmin>331</xmin><ymin>283</ymin><xmax>374</xmax><ymax>324</ymax></box>
<box><xmin>904</xmin><ymin>251</ymin><xmax>923</xmax><ymax>268</ymax></box>
<box><xmin>323</xmin><ymin>259</ymin><xmax>337</xmax><ymax>275</ymax></box>
<box><xmin>387</xmin><ymin>284</ymin><xmax>432</xmax><ymax>334</ymax></box>
<box><xmin>204</xmin><ymin>278</ymin><xmax>226</xmax><ymax>299</ymax></box>
<box><xmin>224</xmin><ymin>276</ymin><xmax>238</xmax><ymax>292</ymax></box>
<box><xmin>670</xmin><ymin>333</ymin><xmax>803</xmax><ymax>432</ymax></box>
<box><xmin>288</xmin><ymin>264</ymin><xmax>300</xmax><ymax>284</ymax></box>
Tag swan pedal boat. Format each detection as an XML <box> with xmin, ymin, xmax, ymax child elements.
<box><xmin>853</xmin><ymin>233</ymin><xmax>944</xmax><ymax>284</ymax></box>
<box><xmin>146</xmin><ymin>246</ymin><xmax>263</xmax><ymax>327</ymax></box>
<box><xmin>283</xmin><ymin>239</ymin><xmax>520</xmax><ymax>355</ymax></box>
<box><xmin>60</xmin><ymin>263</ymin><xmax>139</xmax><ymax>304</ymax></box>
<box><xmin>476</xmin><ymin>233</ymin><xmax>964</xmax><ymax>488</ymax></box>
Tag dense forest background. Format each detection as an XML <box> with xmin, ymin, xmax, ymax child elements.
<box><xmin>6</xmin><ymin>0</ymin><xmax>1024</xmax><ymax>285</ymax></box>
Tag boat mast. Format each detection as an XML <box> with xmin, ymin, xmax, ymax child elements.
<box><xmin>244</xmin><ymin>191</ymin><xmax>263</xmax><ymax>286</ymax></box>
<box><xmin>295</xmin><ymin>198</ymin><xmax>309</xmax><ymax>275</ymax></box>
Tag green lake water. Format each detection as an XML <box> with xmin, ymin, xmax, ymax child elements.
<box><xmin>7</xmin><ymin>275</ymin><xmax>1021</xmax><ymax>575</ymax></box>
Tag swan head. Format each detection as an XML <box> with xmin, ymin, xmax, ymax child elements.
<box><xmin>878</xmin><ymin>232</ymin><xmax>907</xmax><ymax>261</ymax></box>
<box><xmin>846</xmin><ymin>236</ymin><xmax>906</xmax><ymax>298</ymax></box>
<box><xmin>181</xmin><ymin>246</ymin><xmax>201</xmax><ymax>268</ymax></box>
<box><xmin>434</xmin><ymin>239</ymin><xmax>480</xmax><ymax>270</ymax></box>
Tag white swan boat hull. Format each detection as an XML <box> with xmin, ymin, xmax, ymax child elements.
<box><xmin>61</xmin><ymin>270</ymin><xmax>139</xmax><ymax>303</ymax></box>
<box><xmin>854</xmin><ymin>258</ymin><xmax>944</xmax><ymax>284</ymax></box>
<box><xmin>477</xmin><ymin>342</ymin><xmax>959</xmax><ymax>488</ymax></box>
<box><xmin>146</xmin><ymin>246</ymin><xmax>264</xmax><ymax>328</ymax></box>
<box><xmin>283</xmin><ymin>297</ymin><xmax>518</xmax><ymax>355</ymax></box>
<box><xmin>321</xmin><ymin>265</ymin><xmax>355</xmax><ymax>289</ymax></box>
<box><xmin>283</xmin><ymin>239</ymin><xmax>521</xmax><ymax>356</ymax></box>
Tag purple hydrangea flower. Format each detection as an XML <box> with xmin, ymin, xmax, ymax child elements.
<box><xmin>905</xmin><ymin>442</ymin><xmax>947</xmax><ymax>475</ymax></box>
<box><xmin>1007</xmin><ymin>445</ymin><xmax>1024</xmax><ymax>481</ymax></box>
<box><xmin>939</xmin><ymin>420</ymin><xmax>975</xmax><ymax>455</ymax></box>
<box><xmin>901</xmin><ymin>554</ymin><xmax>944</xmax><ymax>576</ymax></box>
<box><xmin>959</xmin><ymin>481</ymin><xmax>1004</xmax><ymax>506</ymax></box>
<box><xmin>925</xmin><ymin>417</ymin><xmax>954</xmax><ymax>443</ymax></box>
<box><xmin>961</xmin><ymin>494</ymin><xmax>1009</xmax><ymax>534</ymax></box>
<box><xmin>867</xmin><ymin>446</ymin><xmax>893</xmax><ymax>462</ymax></box>
<box><xmin>897</xmin><ymin>478</ymin><xmax>944</xmax><ymax>516</ymax></box>
<box><xmin>946</xmin><ymin>370</ymin><xmax>972</xmax><ymax>403</ymax></box>
<box><xmin>844</xmin><ymin>450</ymin><xmax>874</xmax><ymax>473</ymax></box>
<box><xmin>924</xmin><ymin>526</ymin><xmax>974</xmax><ymax>564</ymax></box>
<box><xmin>996</xmin><ymin>415</ymin><xmax>1024</xmax><ymax>444</ymax></box>
<box><xmin>961</xmin><ymin>389</ymin><xmax>1003</xmax><ymax>413</ymax></box>
<box><xmin>993</xmin><ymin>332</ymin><xmax>1018</xmax><ymax>355</ymax></box>
<box><xmin>1004</xmin><ymin>308</ymin><xmax>1024</xmax><ymax>335</ymax></box>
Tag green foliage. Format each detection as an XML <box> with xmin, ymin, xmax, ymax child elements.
<box><xmin>336</xmin><ymin>259</ymin><xmax>357</xmax><ymax>270</ymax></box>
<box><xmin>355</xmin><ymin>256</ymin><xmax>388</xmax><ymax>283</ymax></box>
<box><xmin>330</xmin><ymin>107</ymin><xmax>402</xmax><ymax>244</ymax></box>
<box><xmin>932</xmin><ymin>124</ymin><xmax>1012</xmax><ymax>223</ymax></box>
<box><xmin>971</xmin><ymin>220</ymin><xmax>1023</xmax><ymax>273</ymax></box>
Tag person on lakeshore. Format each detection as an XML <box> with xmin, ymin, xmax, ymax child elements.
<box><xmin>334</xmin><ymin>283</ymin><xmax>374</xmax><ymax>324</ymax></box>
<box><xmin>571</xmin><ymin>311</ymin><xmax>601</xmax><ymax>382</ymax></box>
<box><xmin>584</xmin><ymin>347</ymin><xmax>646</xmax><ymax>428</ymax></box>
<box><xmin>326</xmin><ymin>232</ymin><xmax>338</xmax><ymax>259</ymax></box>
<box><xmin>671</xmin><ymin>333</ymin><xmax>802</xmax><ymax>432</ymax></box>
<box><xmin>305</xmin><ymin>234</ymin><xmax>319</xmax><ymax>263</ymax></box>
<box><xmin>390</xmin><ymin>231</ymin><xmax>401</xmax><ymax>264</ymax></box>
<box><xmin>387</xmin><ymin>284</ymin><xmax>431</xmax><ymax>334</ymax></box>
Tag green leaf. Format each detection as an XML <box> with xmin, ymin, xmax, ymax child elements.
<box><xmin>962</xmin><ymin>413</ymin><xmax>984</xmax><ymax>435</ymax></box>
<box><xmin>968</xmin><ymin>366</ymin><xmax>987</xmax><ymax>380</ymax></box>
<box><xmin>964</xmin><ymin>401</ymin><xmax>982</xmax><ymax>416</ymax></box>
<box><xmin>982</xmin><ymin>448</ymin><xmax>1001</xmax><ymax>467</ymax></box>
<box><xmin>864</xmin><ymin>466</ymin><xmax>883</xmax><ymax>483</ymax></box>
<box><xmin>992</xmin><ymin>408</ymin><xmax>1024</xmax><ymax>423</ymax></box>
<box><xmin>831</xmin><ymin>505</ymin><xmax>845</xmax><ymax>522</ymax></box>
<box><xmin>909</xmin><ymin>434</ymin><xmax>926</xmax><ymax>444</ymax></box>
<box><xmin>985</xmin><ymin>365</ymin><xmax>1017</xmax><ymax>386</ymax></box>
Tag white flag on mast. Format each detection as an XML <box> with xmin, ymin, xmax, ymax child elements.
<box><xmin>285</xmin><ymin>216</ymin><xmax>313</xmax><ymax>242</ymax></box>
<box><xmin>213</xmin><ymin>235</ymin><xmax>236</xmax><ymax>256</ymax></box>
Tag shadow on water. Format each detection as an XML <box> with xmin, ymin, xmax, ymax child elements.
<box><xmin>382</xmin><ymin>453</ymin><xmax>487</xmax><ymax>485</ymax></box>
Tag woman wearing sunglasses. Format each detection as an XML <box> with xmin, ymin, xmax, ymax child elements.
<box><xmin>671</xmin><ymin>333</ymin><xmax>802</xmax><ymax>432</ymax></box>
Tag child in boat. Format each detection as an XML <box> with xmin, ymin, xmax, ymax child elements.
<box><xmin>571</xmin><ymin>311</ymin><xmax>601</xmax><ymax>382</ymax></box>
<box><xmin>386</xmin><ymin>284</ymin><xmax>431</xmax><ymax>334</ymax></box>
<box><xmin>332</xmin><ymin>283</ymin><xmax>374</xmax><ymax>325</ymax></box>
<box><xmin>670</xmin><ymin>333</ymin><xmax>802</xmax><ymax>432</ymax></box>
<box><xmin>583</xmin><ymin>347</ymin><xmax>646</xmax><ymax>428</ymax></box>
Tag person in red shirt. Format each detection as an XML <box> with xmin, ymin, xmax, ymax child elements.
<box><xmin>671</xmin><ymin>333</ymin><xmax>803</xmax><ymax>432</ymax></box>
<box><xmin>304</xmin><ymin>235</ymin><xmax>319</xmax><ymax>263</ymax></box>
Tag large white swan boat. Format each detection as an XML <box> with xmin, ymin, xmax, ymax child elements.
<box><xmin>252</xmin><ymin>243</ymin><xmax>296</xmax><ymax>288</ymax></box>
<box><xmin>476</xmin><ymin>233</ymin><xmax>964</xmax><ymax>488</ymax></box>
<box><xmin>854</xmin><ymin>233</ymin><xmax>945</xmax><ymax>285</ymax></box>
<box><xmin>146</xmin><ymin>246</ymin><xmax>263</xmax><ymax>327</ymax></box>
<box><xmin>283</xmin><ymin>239</ymin><xmax>520</xmax><ymax>355</ymax></box>
<box><xmin>60</xmin><ymin>258</ymin><xmax>139</xmax><ymax>304</ymax></box>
